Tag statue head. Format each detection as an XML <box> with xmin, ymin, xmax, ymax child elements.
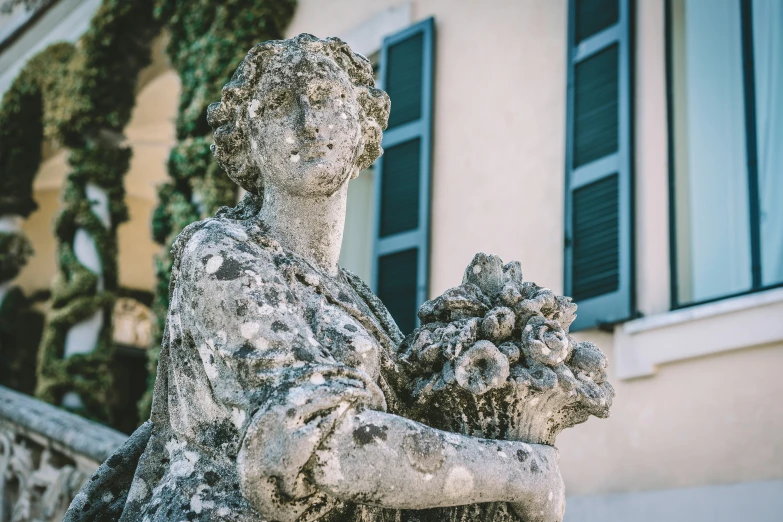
<box><xmin>207</xmin><ymin>34</ymin><xmax>391</xmax><ymax>197</ymax></box>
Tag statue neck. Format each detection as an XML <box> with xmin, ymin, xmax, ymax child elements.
<box><xmin>257</xmin><ymin>184</ymin><xmax>348</xmax><ymax>277</ymax></box>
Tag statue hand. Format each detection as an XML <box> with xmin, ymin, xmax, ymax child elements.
<box><xmin>508</xmin><ymin>445</ymin><xmax>565</xmax><ymax>522</ymax></box>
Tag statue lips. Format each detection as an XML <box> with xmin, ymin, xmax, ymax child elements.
<box><xmin>294</xmin><ymin>139</ymin><xmax>331</xmax><ymax>162</ymax></box>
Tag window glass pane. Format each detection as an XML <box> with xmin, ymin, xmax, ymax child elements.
<box><xmin>575</xmin><ymin>0</ymin><xmax>619</xmax><ymax>43</ymax></box>
<box><xmin>672</xmin><ymin>0</ymin><xmax>752</xmax><ymax>304</ymax></box>
<box><xmin>752</xmin><ymin>0</ymin><xmax>783</xmax><ymax>286</ymax></box>
<box><xmin>379</xmin><ymin>138</ymin><xmax>421</xmax><ymax>237</ymax></box>
<box><xmin>377</xmin><ymin>248</ymin><xmax>418</xmax><ymax>335</ymax></box>
<box><xmin>573</xmin><ymin>44</ymin><xmax>619</xmax><ymax>168</ymax></box>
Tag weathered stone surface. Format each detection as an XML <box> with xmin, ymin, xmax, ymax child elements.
<box><xmin>417</xmin><ymin>283</ymin><xmax>492</xmax><ymax>323</ymax></box>
<box><xmin>454</xmin><ymin>340</ymin><xmax>510</xmax><ymax>395</ymax></box>
<box><xmin>63</xmin><ymin>422</ymin><xmax>151</xmax><ymax>522</ymax></box>
<box><xmin>462</xmin><ymin>253</ymin><xmax>505</xmax><ymax>297</ymax></box>
<box><xmin>0</xmin><ymin>386</ymin><xmax>127</xmax><ymax>464</ymax></box>
<box><xmin>399</xmin><ymin>256</ymin><xmax>616</xmax><ymax>516</ymax></box>
<box><xmin>68</xmin><ymin>33</ymin><xmax>612</xmax><ymax>522</ymax></box>
<box><xmin>403</xmin><ymin>255</ymin><xmax>614</xmax><ymax>449</ymax></box>
<box><xmin>481</xmin><ymin>306</ymin><xmax>516</xmax><ymax>342</ymax></box>
<box><xmin>0</xmin><ymin>385</ymin><xmax>128</xmax><ymax>522</ymax></box>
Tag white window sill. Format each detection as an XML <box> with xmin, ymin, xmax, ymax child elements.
<box><xmin>614</xmin><ymin>287</ymin><xmax>783</xmax><ymax>379</ymax></box>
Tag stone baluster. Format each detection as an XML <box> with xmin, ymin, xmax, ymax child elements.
<box><xmin>0</xmin><ymin>385</ymin><xmax>127</xmax><ymax>522</ymax></box>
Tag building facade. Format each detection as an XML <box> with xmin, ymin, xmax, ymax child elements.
<box><xmin>0</xmin><ymin>0</ymin><xmax>781</xmax><ymax>520</ymax></box>
<box><xmin>292</xmin><ymin>2</ymin><xmax>783</xmax><ymax>518</ymax></box>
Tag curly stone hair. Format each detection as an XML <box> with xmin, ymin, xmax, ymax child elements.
<box><xmin>206</xmin><ymin>33</ymin><xmax>391</xmax><ymax>195</ymax></box>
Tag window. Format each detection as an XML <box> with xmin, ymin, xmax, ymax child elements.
<box><xmin>565</xmin><ymin>0</ymin><xmax>634</xmax><ymax>330</ymax></box>
<box><xmin>669</xmin><ymin>0</ymin><xmax>783</xmax><ymax>307</ymax></box>
<box><xmin>339</xmin><ymin>18</ymin><xmax>435</xmax><ymax>336</ymax></box>
<box><xmin>370</xmin><ymin>17</ymin><xmax>435</xmax><ymax>336</ymax></box>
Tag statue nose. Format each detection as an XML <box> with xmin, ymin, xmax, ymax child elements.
<box><xmin>298</xmin><ymin>96</ymin><xmax>319</xmax><ymax>138</ymax></box>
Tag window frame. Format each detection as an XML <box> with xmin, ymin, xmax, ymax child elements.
<box><xmin>665</xmin><ymin>0</ymin><xmax>783</xmax><ymax>311</ymax></box>
<box><xmin>370</xmin><ymin>17</ymin><xmax>435</xmax><ymax>334</ymax></box>
<box><xmin>564</xmin><ymin>0</ymin><xmax>636</xmax><ymax>331</ymax></box>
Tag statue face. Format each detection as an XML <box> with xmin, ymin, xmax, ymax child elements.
<box><xmin>249</xmin><ymin>52</ymin><xmax>363</xmax><ymax>196</ymax></box>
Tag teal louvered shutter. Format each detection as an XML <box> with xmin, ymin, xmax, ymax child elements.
<box><xmin>565</xmin><ymin>0</ymin><xmax>634</xmax><ymax>330</ymax></box>
<box><xmin>371</xmin><ymin>17</ymin><xmax>435</xmax><ymax>336</ymax></box>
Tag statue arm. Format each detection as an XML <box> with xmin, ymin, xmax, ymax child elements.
<box><xmin>311</xmin><ymin>408</ymin><xmax>564</xmax><ymax>519</ymax></box>
<box><xmin>237</xmin><ymin>386</ymin><xmax>563</xmax><ymax>521</ymax></box>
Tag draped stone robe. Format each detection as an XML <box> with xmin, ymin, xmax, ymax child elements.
<box><xmin>65</xmin><ymin>207</ymin><xmax>412</xmax><ymax>522</ymax></box>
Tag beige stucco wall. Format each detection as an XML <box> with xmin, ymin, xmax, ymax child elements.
<box><xmin>560</xmin><ymin>333</ymin><xmax>783</xmax><ymax>495</ymax></box>
<box><xmin>118</xmin><ymin>69</ymin><xmax>179</xmax><ymax>290</ymax></box>
<box><xmin>289</xmin><ymin>0</ymin><xmax>783</xmax><ymax>499</ymax></box>
<box><xmin>340</xmin><ymin>169</ymin><xmax>376</xmax><ymax>282</ymax></box>
<box><xmin>17</xmin><ymin>189</ymin><xmax>59</xmax><ymax>293</ymax></box>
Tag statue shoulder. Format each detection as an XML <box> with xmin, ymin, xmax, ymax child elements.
<box><xmin>172</xmin><ymin>217</ymin><xmax>279</xmax><ymax>283</ymax></box>
<box><xmin>169</xmin><ymin>192</ymin><xmax>266</xmax><ymax>266</ymax></box>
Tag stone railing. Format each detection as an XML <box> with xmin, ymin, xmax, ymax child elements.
<box><xmin>0</xmin><ymin>386</ymin><xmax>127</xmax><ymax>522</ymax></box>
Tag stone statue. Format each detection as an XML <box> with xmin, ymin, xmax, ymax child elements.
<box><xmin>64</xmin><ymin>34</ymin><xmax>613</xmax><ymax>522</ymax></box>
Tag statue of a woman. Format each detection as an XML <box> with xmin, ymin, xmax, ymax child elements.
<box><xmin>66</xmin><ymin>34</ymin><xmax>612</xmax><ymax>522</ymax></box>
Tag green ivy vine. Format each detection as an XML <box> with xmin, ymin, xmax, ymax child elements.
<box><xmin>0</xmin><ymin>42</ymin><xmax>73</xmax><ymax>282</ymax></box>
<box><xmin>36</xmin><ymin>0</ymin><xmax>163</xmax><ymax>424</ymax></box>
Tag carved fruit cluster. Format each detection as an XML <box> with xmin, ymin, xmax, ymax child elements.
<box><xmin>398</xmin><ymin>254</ymin><xmax>614</xmax><ymax>443</ymax></box>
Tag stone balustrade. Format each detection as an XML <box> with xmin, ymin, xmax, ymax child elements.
<box><xmin>0</xmin><ymin>386</ymin><xmax>127</xmax><ymax>522</ymax></box>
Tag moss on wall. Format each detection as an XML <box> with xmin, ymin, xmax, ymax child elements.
<box><xmin>36</xmin><ymin>0</ymin><xmax>162</xmax><ymax>424</ymax></box>
<box><xmin>0</xmin><ymin>41</ymin><xmax>71</xmax><ymax>410</ymax></box>
<box><xmin>0</xmin><ymin>286</ymin><xmax>44</xmax><ymax>395</ymax></box>
<box><xmin>0</xmin><ymin>43</ymin><xmax>72</xmax><ymax>218</ymax></box>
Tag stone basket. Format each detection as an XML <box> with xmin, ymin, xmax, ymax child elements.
<box><xmin>393</xmin><ymin>255</ymin><xmax>614</xmax><ymax>521</ymax></box>
<box><xmin>398</xmin><ymin>254</ymin><xmax>614</xmax><ymax>446</ymax></box>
